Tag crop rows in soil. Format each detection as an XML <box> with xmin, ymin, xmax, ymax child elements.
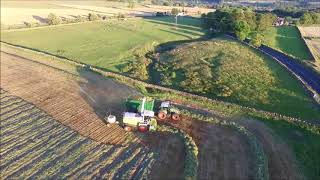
<box><xmin>1</xmin><ymin>52</ymin><xmax>140</xmax><ymax>145</ymax></box>
<box><xmin>0</xmin><ymin>90</ymin><xmax>154</xmax><ymax>179</ymax></box>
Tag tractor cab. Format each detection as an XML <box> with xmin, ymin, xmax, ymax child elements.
<box><xmin>158</xmin><ymin>101</ymin><xmax>180</xmax><ymax>121</ymax></box>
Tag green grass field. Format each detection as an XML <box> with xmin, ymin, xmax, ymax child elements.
<box><xmin>1</xmin><ymin>17</ymin><xmax>205</xmax><ymax>72</ymax></box>
<box><xmin>263</xmin><ymin>26</ymin><xmax>313</xmax><ymax>61</ymax></box>
<box><xmin>153</xmin><ymin>38</ymin><xmax>319</xmax><ymax>120</ymax></box>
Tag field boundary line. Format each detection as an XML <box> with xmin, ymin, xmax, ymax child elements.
<box><xmin>1</xmin><ymin>42</ymin><xmax>319</xmax><ymax>130</ymax></box>
<box><xmin>297</xmin><ymin>26</ymin><xmax>317</xmax><ymax>62</ymax></box>
<box><xmin>297</xmin><ymin>26</ymin><xmax>320</xmax><ymax>72</ymax></box>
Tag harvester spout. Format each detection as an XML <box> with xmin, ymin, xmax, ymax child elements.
<box><xmin>141</xmin><ymin>97</ymin><xmax>146</xmax><ymax>112</ymax></box>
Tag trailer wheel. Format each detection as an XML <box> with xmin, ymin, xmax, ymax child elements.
<box><xmin>124</xmin><ymin>126</ymin><xmax>132</xmax><ymax>132</ymax></box>
<box><xmin>158</xmin><ymin>112</ymin><xmax>167</xmax><ymax>120</ymax></box>
<box><xmin>171</xmin><ymin>113</ymin><xmax>180</xmax><ymax>121</ymax></box>
<box><xmin>138</xmin><ymin>126</ymin><xmax>148</xmax><ymax>132</ymax></box>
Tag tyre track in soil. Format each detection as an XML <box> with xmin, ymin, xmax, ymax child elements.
<box><xmin>1</xmin><ymin>51</ymin><xmax>139</xmax><ymax>145</ymax></box>
<box><xmin>238</xmin><ymin>119</ymin><xmax>305</xmax><ymax>180</ymax></box>
<box><xmin>165</xmin><ymin>117</ymin><xmax>256</xmax><ymax>180</ymax></box>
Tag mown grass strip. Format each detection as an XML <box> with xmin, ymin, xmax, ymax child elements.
<box><xmin>0</xmin><ymin>130</ymin><xmax>76</xmax><ymax>176</ymax></box>
<box><xmin>88</xmin><ymin>145</ymin><xmax>141</xmax><ymax>179</ymax></box>
<box><xmin>0</xmin><ymin>108</ymin><xmax>44</xmax><ymax>129</ymax></box>
<box><xmin>106</xmin><ymin>148</ymin><xmax>145</xmax><ymax>179</ymax></box>
<box><xmin>65</xmin><ymin>146</ymin><xmax>120</xmax><ymax>178</ymax></box>
<box><xmin>4</xmin><ymin>129</ymin><xmax>76</xmax><ymax>178</ymax></box>
<box><xmin>50</xmin><ymin>143</ymin><xmax>105</xmax><ymax>179</ymax></box>
<box><xmin>21</xmin><ymin>133</ymin><xmax>81</xmax><ymax>178</ymax></box>
<box><xmin>31</xmin><ymin>138</ymin><xmax>92</xmax><ymax>178</ymax></box>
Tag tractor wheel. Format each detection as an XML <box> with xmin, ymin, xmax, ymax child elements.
<box><xmin>124</xmin><ymin>126</ymin><xmax>132</xmax><ymax>132</ymax></box>
<box><xmin>157</xmin><ymin>112</ymin><xmax>167</xmax><ymax>120</ymax></box>
<box><xmin>171</xmin><ymin>113</ymin><xmax>180</xmax><ymax>121</ymax></box>
<box><xmin>138</xmin><ymin>126</ymin><xmax>148</xmax><ymax>132</ymax></box>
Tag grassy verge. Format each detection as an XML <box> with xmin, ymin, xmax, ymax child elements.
<box><xmin>260</xmin><ymin>118</ymin><xmax>320</xmax><ymax>180</ymax></box>
<box><xmin>263</xmin><ymin>26</ymin><xmax>313</xmax><ymax>61</ymax></box>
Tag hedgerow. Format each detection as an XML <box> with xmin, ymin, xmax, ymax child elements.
<box><xmin>158</xmin><ymin>125</ymin><xmax>198</xmax><ymax>180</ymax></box>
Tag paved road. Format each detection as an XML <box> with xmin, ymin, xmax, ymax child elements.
<box><xmin>227</xmin><ymin>34</ymin><xmax>320</xmax><ymax>95</ymax></box>
<box><xmin>257</xmin><ymin>45</ymin><xmax>320</xmax><ymax>94</ymax></box>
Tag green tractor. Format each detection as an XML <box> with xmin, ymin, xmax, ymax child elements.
<box><xmin>157</xmin><ymin>101</ymin><xmax>180</xmax><ymax>121</ymax></box>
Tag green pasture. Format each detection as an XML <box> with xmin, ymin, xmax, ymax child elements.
<box><xmin>263</xmin><ymin>26</ymin><xmax>313</xmax><ymax>61</ymax></box>
<box><xmin>153</xmin><ymin>38</ymin><xmax>319</xmax><ymax>120</ymax></box>
<box><xmin>1</xmin><ymin>17</ymin><xmax>205</xmax><ymax>72</ymax></box>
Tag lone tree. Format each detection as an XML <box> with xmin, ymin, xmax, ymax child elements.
<box><xmin>47</xmin><ymin>13</ymin><xmax>62</xmax><ymax>25</ymax></box>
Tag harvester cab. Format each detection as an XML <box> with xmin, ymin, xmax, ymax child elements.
<box><xmin>157</xmin><ymin>101</ymin><xmax>180</xmax><ymax>121</ymax></box>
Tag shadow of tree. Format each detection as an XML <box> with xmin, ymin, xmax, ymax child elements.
<box><xmin>32</xmin><ymin>15</ymin><xmax>48</xmax><ymax>24</ymax></box>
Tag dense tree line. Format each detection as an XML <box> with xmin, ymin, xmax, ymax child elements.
<box><xmin>202</xmin><ymin>7</ymin><xmax>276</xmax><ymax>46</ymax></box>
<box><xmin>260</xmin><ymin>8</ymin><xmax>320</xmax><ymax>25</ymax></box>
<box><xmin>299</xmin><ymin>12</ymin><xmax>320</xmax><ymax>25</ymax></box>
<box><xmin>271</xmin><ymin>8</ymin><xmax>304</xmax><ymax>18</ymax></box>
